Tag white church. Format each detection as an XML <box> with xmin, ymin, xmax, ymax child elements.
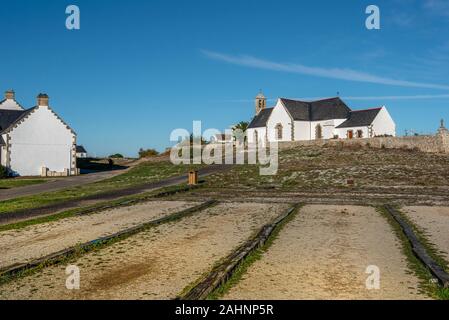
<box><xmin>0</xmin><ymin>90</ymin><xmax>78</xmax><ymax>177</ymax></box>
<box><xmin>247</xmin><ymin>92</ymin><xmax>396</xmax><ymax>144</ymax></box>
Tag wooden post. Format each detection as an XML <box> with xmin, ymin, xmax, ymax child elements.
<box><xmin>188</xmin><ymin>170</ymin><xmax>198</xmax><ymax>185</ymax></box>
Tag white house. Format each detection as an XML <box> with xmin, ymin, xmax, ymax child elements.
<box><xmin>247</xmin><ymin>92</ymin><xmax>396</xmax><ymax>145</ymax></box>
<box><xmin>0</xmin><ymin>90</ymin><xmax>78</xmax><ymax>177</ymax></box>
<box><xmin>76</xmin><ymin>145</ymin><xmax>88</xmax><ymax>158</ymax></box>
<box><xmin>210</xmin><ymin>134</ymin><xmax>234</xmax><ymax>144</ymax></box>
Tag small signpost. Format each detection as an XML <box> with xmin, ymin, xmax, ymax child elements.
<box><xmin>188</xmin><ymin>170</ymin><xmax>199</xmax><ymax>185</ymax></box>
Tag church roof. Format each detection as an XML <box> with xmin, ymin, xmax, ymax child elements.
<box><xmin>248</xmin><ymin>108</ymin><xmax>273</xmax><ymax>129</ymax></box>
<box><xmin>0</xmin><ymin>108</ymin><xmax>36</xmax><ymax>133</ymax></box>
<box><xmin>281</xmin><ymin>97</ymin><xmax>351</xmax><ymax>121</ymax></box>
<box><xmin>336</xmin><ymin>108</ymin><xmax>382</xmax><ymax>128</ymax></box>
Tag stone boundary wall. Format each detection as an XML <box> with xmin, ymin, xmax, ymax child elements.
<box><xmin>279</xmin><ymin>132</ymin><xmax>449</xmax><ymax>154</ymax></box>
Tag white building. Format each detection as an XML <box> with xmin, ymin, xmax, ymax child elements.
<box><xmin>76</xmin><ymin>145</ymin><xmax>88</xmax><ymax>158</ymax></box>
<box><xmin>247</xmin><ymin>93</ymin><xmax>396</xmax><ymax>145</ymax></box>
<box><xmin>0</xmin><ymin>90</ymin><xmax>77</xmax><ymax>176</ymax></box>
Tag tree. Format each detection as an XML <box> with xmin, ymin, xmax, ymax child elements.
<box><xmin>233</xmin><ymin>121</ymin><xmax>249</xmax><ymax>133</ymax></box>
<box><xmin>138</xmin><ymin>148</ymin><xmax>159</xmax><ymax>158</ymax></box>
<box><xmin>0</xmin><ymin>165</ymin><xmax>8</xmax><ymax>179</ymax></box>
<box><xmin>109</xmin><ymin>153</ymin><xmax>124</xmax><ymax>159</ymax></box>
<box><xmin>232</xmin><ymin>121</ymin><xmax>249</xmax><ymax>142</ymax></box>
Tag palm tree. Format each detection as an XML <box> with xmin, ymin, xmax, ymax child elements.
<box><xmin>233</xmin><ymin>121</ymin><xmax>249</xmax><ymax>133</ymax></box>
<box><xmin>232</xmin><ymin>121</ymin><xmax>249</xmax><ymax>142</ymax></box>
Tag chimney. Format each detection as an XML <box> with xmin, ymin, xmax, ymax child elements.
<box><xmin>5</xmin><ymin>90</ymin><xmax>15</xmax><ymax>100</ymax></box>
<box><xmin>37</xmin><ymin>93</ymin><xmax>49</xmax><ymax>106</ymax></box>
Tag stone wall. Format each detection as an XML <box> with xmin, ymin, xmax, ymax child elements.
<box><xmin>279</xmin><ymin>131</ymin><xmax>449</xmax><ymax>154</ymax></box>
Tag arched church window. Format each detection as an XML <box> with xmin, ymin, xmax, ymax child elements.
<box><xmin>315</xmin><ymin>124</ymin><xmax>323</xmax><ymax>139</ymax></box>
<box><xmin>275</xmin><ymin>124</ymin><xmax>283</xmax><ymax>140</ymax></box>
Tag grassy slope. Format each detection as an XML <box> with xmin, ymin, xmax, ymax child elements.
<box><xmin>0</xmin><ymin>161</ymin><xmax>202</xmax><ymax>214</ymax></box>
<box><xmin>199</xmin><ymin>145</ymin><xmax>449</xmax><ymax>191</ymax></box>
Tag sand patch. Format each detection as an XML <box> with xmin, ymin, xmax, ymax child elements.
<box><xmin>224</xmin><ymin>205</ymin><xmax>429</xmax><ymax>300</ymax></box>
<box><xmin>0</xmin><ymin>201</ymin><xmax>198</xmax><ymax>269</ymax></box>
<box><xmin>0</xmin><ymin>202</ymin><xmax>288</xmax><ymax>300</ymax></box>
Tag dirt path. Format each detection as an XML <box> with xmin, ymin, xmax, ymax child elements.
<box><xmin>0</xmin><ymin>202</ymin><xmax>288</xmax><ymax>300</ymax></box>
<box><xmin>224</xmin><ymin>205</ymin><xmax>429</xmax><ymax>300</ymax></box>
<box><xmin>0</xmin><ymin>201</ymin><xmax>198</xmax><ymax>269</ymax></box>
<box><xmin>0</xmin><ymin>170</ymin><xmax>127</xmax><ymax>202</ymax></box>
<box><xmin>402</xmin><ymin>206</ymin><xmax>449</xmax><ymax>263</ymax></box>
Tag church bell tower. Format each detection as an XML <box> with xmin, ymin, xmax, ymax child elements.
<box><xmin>255</xmin><ymin>91</ymin><xmax>266</xmax><ymax>115</ymax></box>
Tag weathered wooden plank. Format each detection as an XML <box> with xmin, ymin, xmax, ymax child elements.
<box><xmin>179</xmin><ymin>203</ymin><xmax>300</xmax><ymax>300</ymax></box>
<box><xmin>384</xmin><ymin>205</ymin><xmax>449</xmax><ymax>288</ymax></box>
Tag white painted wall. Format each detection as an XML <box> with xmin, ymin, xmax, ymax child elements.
<box><xmin>0</xmin><ymin>99</ymin><xmax>23</xmax><ymax>111</ymax></box>
<box><xmin>294</xmin><ymin>121</ymin><xmax>311</xmax><ymax>141</ymax></box>
<box><xmin>335</xmin><ymin>126</ymin><xmax>370</xmax><ymax>139</ymax></box>
<box><xmin>267</xmin><ymin>100</ymin><xmax>293</xmax><ymax>142</ymax></box>
<box><xmin>371</xmin><ymin>107</ymin><xmax>396</xmax><ymax>137</ymax></box>
<box><xmin>0</xmin><ymin>137</ymin><xmax>6</xmax><ymax>167</ymax></box>
<box><xmin>8</xmin><ymin>106</ymin><xmax>75</xmax><ymax>176</ymax></box>
<box><xmin>247</xmin><ymin>127</ymin><xmax>267</xmax><ymax>146</ymax></box>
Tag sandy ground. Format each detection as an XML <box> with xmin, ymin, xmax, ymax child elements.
<box><xmin>0</xmin><ymin>202</ymin><xmax>288</xmax><ymax>300</ymax></box>
<box><xmin>402</xmin><ymin>206</ymin><xmax>449</xmax><ymax>262</ymax></box>
<box><xmin>225</xmin><ymin>205</ymin><xmax>429</xmax><ymax>300</ymax></box>
<box><xmin>0</xmin><ymin>201</ymin><xmax>198</xmax><ymax>269</ymax></box>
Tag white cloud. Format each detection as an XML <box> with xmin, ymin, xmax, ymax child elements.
<box><xmin>202</xmin><ymin>50</ymin><xmax>449</xmax><ymax>91</ymax></box>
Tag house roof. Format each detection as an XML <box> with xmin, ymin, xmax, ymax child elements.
<box><xmin>76</xmin><ymin>145</ymin><xmax>87</xmax><ymax>153</ymax></box>
<box><xmin>0</xmin><ymin>108</ymin><xmax>36</xmax><ymax>133</ymax></box>
<box><xmin>248</xmin><ymin>108</ymin><xmax>274</xmax><ymax>129</ymax></box>
<box><xmin>281</xmin><ymin>97</ymin><xmax>351</xmax><ymax>121</ymax></box>
<box><xmin>336</xmin><ymin>108</ymin><xmax>382</xmax><ymax>129</ymax></box>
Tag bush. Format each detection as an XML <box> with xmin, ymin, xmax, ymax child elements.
<box><xmin>138</xmin><ymin>148</ymin><xmax>159</xmax><ymax>158</ymax></box>
<box><xmin>0</xmin><ymin>165</ymin><xmax>8</xmax><ymax>179</ymax></box>
<box><xmin>109</xmin><ymin>153</ymin><xmax>124</xmax><ymax>159</ymax></box>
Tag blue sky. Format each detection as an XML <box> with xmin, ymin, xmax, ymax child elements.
<box><xmin>1</xmin><ymin>0</ymin><xmax>449</xmax><ymax>157</ymax></box>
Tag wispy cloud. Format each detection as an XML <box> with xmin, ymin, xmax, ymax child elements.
<box><xmin>218</xmin><ymin>94</ymin><xmax>449</xmax><ymax>104</ymax></box>
<box><xmin>202</xmin><ymin>50</ymin><xmax>449</xmax><ymax>91</ymax></box>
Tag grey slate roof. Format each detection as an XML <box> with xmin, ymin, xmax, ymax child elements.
<box><xmin>0</xmin><ymin>108</ymin><xmax>36</xmax><ymax>133</ymax></box>
<box><xmin>336</xmin><ymin>108</ymin><xmax>382</xmax><ymax>128</ymax></box>
<box><xmin>248</xmin><ymin>108</ymin><xmax>274</xmax><ymax>128</ymax></box>
<box><xmin>76</xmin><ymin>145</ymin><xmax>87</xmax><ymax>153</ymax></box>
<box><xmin>281</xmin><ymin>97</ymin><xmax>351</xmax><ymax>121</ymax></box>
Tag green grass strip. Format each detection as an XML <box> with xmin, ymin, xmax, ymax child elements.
<box><xmin>377</xmin><ymin>206</ymin><xmax>449</xmax><ymax>300</ymax></box>
<box><xmin>204</xmin><ymin>204</ymin><xmax>302</xmax><ymax>300</ymax></box>
<box><xmin>0</xmin><ymin>198</ymin><xmax>217</xmax><ymax>286</ymax></box>
<box><xmin>0</xmin><ymin>184</ymin><xmax>201</xmax><ymax>232</ymax></box>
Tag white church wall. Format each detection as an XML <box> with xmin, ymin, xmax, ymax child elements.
<box><xmin>335</xmin><ymin>126</ymin><xmax>370</xmax><ymax>139</ymax></box>
<box><xmin>247</xmin><ymin>127</ymin><xmax>267</xmax><ymax>146</ymax></box>
<box><xmin>371</xmin><ymin>107</ymin><xmax>396</xmax><ymax>137</ymax></box>
<box><xmin>293</xmin><ymin>121</ymin><xmax>311</xmax><ymax>141</ymax></box>
<box><xmin>8</xmin><ymin>106</ymin><xmax>75</xmax><ymax>176</ymax></box>
<box><xmin>267</xmin><ymin>101</ymin><xmax>292</xmax><ymax>142</ymax></box>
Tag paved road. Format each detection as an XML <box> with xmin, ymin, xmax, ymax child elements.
<box><xmin>0</xmin><ymin>170</ymin><xmax>127</xmax><ymax>202</ymax></box>
<box><xmin>0</xmin><ymin>165</ymin><xmax>230</xmax><ymax>225</ymax></box>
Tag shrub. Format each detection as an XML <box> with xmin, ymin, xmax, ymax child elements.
<box><xmin>0</xmin><ymin>165</ymin><xmax>8</xmax><ymax>179</ymax></box>
<box><xmin>109</xmin><ymin>153</ymin><xmax>124</xmax><ymax>159</ymax></box>
<box><xmin>138</xmin><ymin>148</ymin><xmax>159</xmax><ymax>158</ymax></box>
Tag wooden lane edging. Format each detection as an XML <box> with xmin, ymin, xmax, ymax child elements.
<box><xmin>384</xmin><ymin>205</ymin><xmax>449</xmax><ymax>288</ymax></box>
<box><xmin>178</xmin><ymin>203</ymin><xmax>300</xmax><ymax>300</ymax></box>
<box><xmin>0</xmin><ymin>200</ymin><xmax>218</xmax><ymax>281</ymax></box>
